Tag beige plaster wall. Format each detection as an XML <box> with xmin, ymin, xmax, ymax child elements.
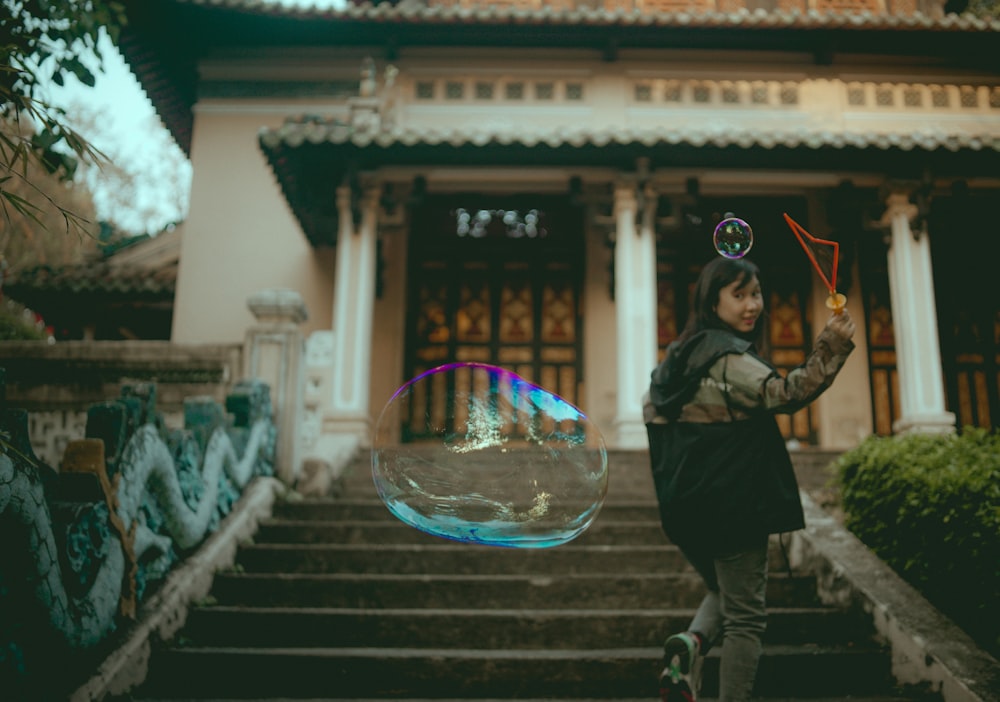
<box><xmin>172</xmin><ymin>109</ymin><xmax>334</xmax><ymax>344</ymax></box>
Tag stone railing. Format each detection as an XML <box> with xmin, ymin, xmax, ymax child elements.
<box><xmin>0</xmin><ymin>287</ymin><xmax>308</xmax><ymax>485</ymax></box>
<box><xmin>0</xmin><ymin>374</ymin><xmax>276</xmax><ymax>699</ymax></box>
<box><xmin>0</xmin><ymin>340</ymin><xmax>243</xmax><ymax>468</ymax></box>
<box><xmin>0</xmin><ymin>288</ymin><xmax>308</xmax><ymax>700</ymax></box>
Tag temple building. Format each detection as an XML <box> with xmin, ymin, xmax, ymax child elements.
<box><xmin>117</xmin><ymin>0</ymin><xmax>999</xmax><ymax>478</ymax></box>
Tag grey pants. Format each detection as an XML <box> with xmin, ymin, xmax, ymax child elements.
<box><xmin>682</xmin><ymin>537</ymin><xmax>769</xmax><ymax>702</ymax></box>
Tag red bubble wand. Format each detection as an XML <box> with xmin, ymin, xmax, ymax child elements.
<box><xmin>782</xmin><ymin>213</ymin><xmax>846</xmax><ymax>315</ymax></box>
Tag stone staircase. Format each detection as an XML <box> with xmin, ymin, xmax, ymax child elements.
<box><xmin>126</xmin><ymin>449</ymin><xmax>939</xmax><ymax>701</ymax></box>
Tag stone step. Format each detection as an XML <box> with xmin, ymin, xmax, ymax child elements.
<box><xmin>234</xmin><ymin>542</ymin><xmax>689</xmax><ymax>574</ymax></box>
<box><xmin>128</xmin><ymin>447</ymin><xmax>922</xmax><ymax>702</ymax></box>
<box><xmin>342</xmin><ymin>450</ymin><xmax>658</xmax><ymax>491</ymax></box>
<box><xmin>258</xmin><ymin>514</ymin><xmax>669</xmax><ymax>539</ymax></box>
<box><xmin>208</xmin><ymin>572</ymin><xmax>823</xmax><ymax>610</ymax></box>
<box><xmin>232</xmin><ymin>541</ymin><xmax>803</xmax><ymax>577</ymax></box>
<box><xmin>138</xmin><ymin>644</ymin><xmax>897</xmax><ymax>699</ymax></box>
<box><xmin>137</xmin><ymin>697</ymin><xmax>932</xmax><ymax>702</ymax></box>
<box><xmin>254</xmin><ymin>519</ymin><xmax>671</xmax><ymax>546</ymax></box>
<box><xmin>339</xmin><ymin>482</ymin><xmax>662</xmax><ymax>504</ymax></box>
<box><xmin>250</xmin><ymin>520</ymin><xmax>800</xmax><ymax>570</ymax></box>
<box><xmin>339</xmin><ymin>449</ymin><xmax>839</xmax><ymax>499</ymax></box>
<box><xmin>181</xmin><ymin>605</ymin><xmax>870</xmax><ymax>648</ymax></box>
<box><xmin>272</xmin><ymin>499</ymin><xmax>663</xmax><ymax>523</ymax></box>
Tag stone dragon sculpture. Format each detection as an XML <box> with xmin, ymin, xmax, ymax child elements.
<box><xmin>0</xmin><ymin>377</ymin><xmax>276</xmax><ymax>698</ymax></box>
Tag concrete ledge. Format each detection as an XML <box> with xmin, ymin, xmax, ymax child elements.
<box><xmin>69</xmin><ymin>476</ymin><xmax>285</xmax><ymax>702</ymax></box>
<box><xmin>790</xmin><ymin>491</ymin><xmax>1000</xmax><ymax>702</ymax></box>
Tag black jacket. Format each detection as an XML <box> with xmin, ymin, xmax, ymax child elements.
<box><xmin>645</xmin><ymin>327</ymin><xmax>854</xmax><ymax>554</ymax></box>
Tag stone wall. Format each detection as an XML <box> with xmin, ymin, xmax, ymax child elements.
<box><xmin>0</xmin><ymin>341</ymin><xmax>242</xmax><ymax>466</ymax></box>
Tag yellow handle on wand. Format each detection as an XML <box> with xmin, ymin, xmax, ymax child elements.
<box><xmin>826</xmin><ymin>292</ymin><xmax>847</xmax><ymax>315</ymax></box>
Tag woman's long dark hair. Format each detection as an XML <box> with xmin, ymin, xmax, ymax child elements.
<box><xmin>676</xmin><ymin>256</ymin><xmax>768</xmax><ymax>353</ymax></box>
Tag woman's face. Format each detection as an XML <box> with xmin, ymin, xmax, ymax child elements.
<box><xmin>715</xmin><ymin>275</ymin><xmax>763</xmax><ymax>334</ymax></box>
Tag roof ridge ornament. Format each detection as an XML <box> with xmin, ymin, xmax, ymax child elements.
<box><xmin>350</xmin><ymin>56</ymin><xmax>400</xmax><ymax>136</ymax></box>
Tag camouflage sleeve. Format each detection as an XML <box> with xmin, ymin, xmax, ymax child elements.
<box><xmin>711</xmin><ymin>327</ymin><xmax>855</xmax><ymax>415</ymax></box>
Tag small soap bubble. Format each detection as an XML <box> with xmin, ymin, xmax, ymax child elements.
<box><xmin>713</xmin><ymin>217</ymin><xmax>754</xmax><ymax>259</ymax></box>
<box><xmin>372</xmin><ymin>363</ymin><xmax>608</xmax><ymax>548</ymax></box>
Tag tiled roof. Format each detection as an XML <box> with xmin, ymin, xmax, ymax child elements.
<box><xmin>259</xmin><ymin>116</ymin><xmax>1000</xmax><ymax>247</ymax></box>
<box><xmin>171</xmin><ymin>0</ymin><xmax>1000</xmax><ymax>32</ymax></box>
<box><xmin>119</xmin><ymin>1</ymin><xmax>1000</xmax><ymax>157</ymax></box>
<box><xmin>3</xmin><ymin>262</ymin><xmax>176</xmax><ymax>298</ymax></box>
<box><xmin>260</xmin><ymin>120</ymin><xmax>1000</xmax><ymax>153</ymax></box>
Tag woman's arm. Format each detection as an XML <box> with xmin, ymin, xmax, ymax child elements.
<box><xmin>718</xmin><ymin>311</ymin><xmax>856</xmax><ymax>414</ymax></box>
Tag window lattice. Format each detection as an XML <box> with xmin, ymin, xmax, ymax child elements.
<box><xmin>847</xmin><ymin>84</ymin><xmax>866</xmax><ymax>106</ymax></box>
<box><xmin>888</xmin><ymin>0</ymin><xmax>917</xmax><ymax>13</ymax></box>
<box><xmin>779</xmin><ymin>83</ymin><xmax>798</xmax><ymax>105</ymax></box>
<box><xmin>721</xmin><ymin>82</ymin><xmax>739</xmax><ymax>104</ymax></box>
<box><xmin>875</xmin><ymin>85</ymin><xmax>894</xmax><ymax>107</ymax></box>
<box><xmin>960</xmin><ymin>86</ymin><xmax>979</xmax><ymax>108</ymax></box>
<box><xmin>813</xmin><ymin>0</ymin><xmax>884</xmax><ymax>12</ymax></box>
<box><xmin>638</xmin><ymin>0</ymin><xmax>719</xmax><ymax>13</ymax></box>
<box><xmin>664</xmin><ymin>80</ymin><xmax>683</xmax><ymax>102</ymax></box>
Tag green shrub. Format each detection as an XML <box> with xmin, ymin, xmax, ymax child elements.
<box><xmin>0</xmin><ymin>308</ymin><xmax>47</xmax><ymax>341</ymax></box>
<box><xmin>834</xmin><ymin>428</ymin><xmax>1000</xmax><ymax>655</ymax></box>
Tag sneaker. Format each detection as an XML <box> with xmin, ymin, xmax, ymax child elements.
<box><xmin>658</xmin><ymin>632</ymin><xmax>702</xmax><ymax>702</ymax></box>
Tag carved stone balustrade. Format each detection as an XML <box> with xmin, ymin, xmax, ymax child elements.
<box><xmin>0</xmin><ymin>373</ymin><xmax>276</xmax><ymax>699</ymax></box>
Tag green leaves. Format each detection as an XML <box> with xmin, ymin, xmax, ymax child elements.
<box><xmin>834</xmin><ymin>429</ymin><xmax>1000</xmax><ymax>656</ymax></box>
<box><xmin>1</xmin><ymin>0</ymin><xmax>123</xmax><ymax>233</ymax></box>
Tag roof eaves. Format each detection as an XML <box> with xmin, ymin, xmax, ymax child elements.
<box><xmin>168</xmin><ymin>0</ymin><xmax>1000</xmax><ymax>32</ymax></box>
<box><xmin>260</xmin><ymin>121</ymin><xmax>1000</xmax><ymax>154</ymax></box>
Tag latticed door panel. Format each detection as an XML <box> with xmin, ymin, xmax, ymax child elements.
<box><xmin>858</xmin><ymin>235</ymin><xmax>900</xmax><ymax>437</ymax></box>
<box><xmin>867</xmin><ymin>293</ymin><xmax>901</xmax><ymax>436</ymax></box>
<box><xmin>404</xmin><ymin>197</ymin><xmax>584</xmax><ymax>443</ymax></box>
<box><xmin>767</xmin><ymin>288</ymin><xmax>816</xmax><ymax>444</ymax></box>
<box><xmin>929</xmin><ymin>195</ymin><xmax>999</xmax><ymax>431</ymax></box>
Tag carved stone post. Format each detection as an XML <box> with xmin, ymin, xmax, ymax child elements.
<box><xmin>880</xmin><ymin>190</ymin><xmax>956</xmax><ymax>435</ymax></box>
<box><xmin>245</xmin><ymin>288</ymin><xmax>308</xmax><ymax>485</ymax></box>
<box><xmin>612</xmin><ymin>182</ymin><xmax>659</xmax><ymax>448</ymax></box>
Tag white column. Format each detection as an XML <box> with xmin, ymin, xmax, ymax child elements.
<box><xmin>328</xmin><ymin>184</ymin><xmax>379</xmax><ymax>441</ymax></box>
<box><xmin>612</xmin><ymin>183</ymin><xmax>660</xmax><ymax>448</ymax></box>
<box><xmin>881</xmin><ymin>191</ymin><xmax>955</xmax><ymax>435</ymax></box>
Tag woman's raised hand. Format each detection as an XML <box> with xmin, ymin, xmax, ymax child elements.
<box><xmin>826</xmin><ymin>308</ymin><xmax>856</xmax><ymax>340</ymax></box>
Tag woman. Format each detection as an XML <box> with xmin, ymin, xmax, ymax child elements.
<box><xmin>644</xmin><ymin>256</ymin><xmax>855</xmax><ymax>702</ymax></box>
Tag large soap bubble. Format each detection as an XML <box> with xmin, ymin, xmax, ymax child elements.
<box><xmin>713</xmin><ymin>217</ymin><xmax>754</xmax><ymax>259</ymax></box>
<box><xmin>372</xmin><ymin>363</ymin><xmax>608</xmax><ymax>548</ymax></box>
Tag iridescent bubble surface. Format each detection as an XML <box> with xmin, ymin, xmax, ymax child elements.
<box><xmin>372</xmin><ymin>363</ymin><xmax>608</xmax><ymax>548</ymax></box>
<box><xmin>713</xmin><ymin>217</ymin><xmax>754</xmax><ymax>259</ymax></box>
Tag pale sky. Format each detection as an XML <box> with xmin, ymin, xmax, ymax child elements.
<box><xmin>42</xmin><ymin>31</ymin><xmax>192</xmax><ymax>235</ymax></box>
